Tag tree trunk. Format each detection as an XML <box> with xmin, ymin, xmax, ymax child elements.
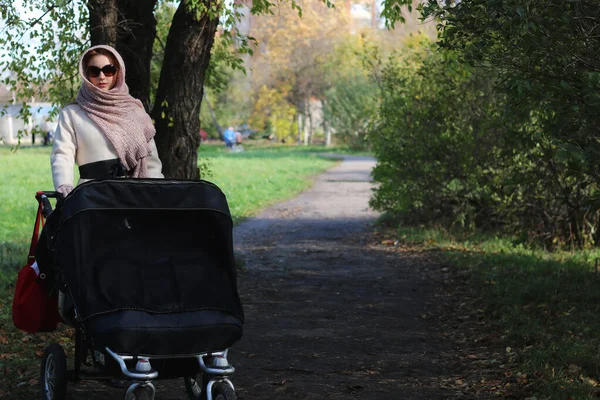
<box><xmin>324</xmin><ymin>117</ymin><xmax>331</xmax><ymax>147</ymax></box>
<box><xmin>88</xmin><ymin>0</ymin><xmax>118</xmax><ymax>46</ymax></box>
<box><xmin>151</xmin><ymin>1</ymin><xmax>220</xmax><ymax>179</ymax></box>
<box><xmin>296</xmin><ymin>112</ymin><xmax>302</xmax><ymax>144</ymax></box>
<box><xmin>302</xmin><ymin>99</ymin><xmax>309</xmax><ymax>145</ymax></box>
<box><xmin>88</xmin><ymin>0</ymin><xmax>156</xmax><ymax>111</ymax></box>
<box><xmin>115</xmin><ymin>0</ymin><xmax>158</xmax><ymax>111</ymax></box>
<box><xmin>307</xmin><ymin>101</ymin><xmax>314</xmax><ymax>145</ymax></box>
<box><xmin>303</xmin><ymin>115</ymin><xmax>308</xmax><ymax>145</ymax></box>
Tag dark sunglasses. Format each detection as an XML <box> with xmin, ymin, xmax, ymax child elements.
<box><xmin>86</xmin><ymin>64</ymin><xmax>118</xmax><ymax>78</ymax></box>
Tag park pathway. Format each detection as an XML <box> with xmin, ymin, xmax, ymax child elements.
<box><xmin>233</xmin><ymin>155</ymin><xmax>380</xmax><ymax>249</ymax></box>
<box><xmin>220</xmin><ymin>155</ymin><xmax>467</xmax><ymax>400</ymax></box>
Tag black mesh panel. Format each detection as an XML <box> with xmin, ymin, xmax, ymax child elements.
<box><xmin>57</xmin><ymin>209</ymin><xmax>242</xmax><ymax>321</ymax></box>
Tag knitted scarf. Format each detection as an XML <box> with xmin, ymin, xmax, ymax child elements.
<box><xmin>76</xmin><ymin>45</ymin><xmax>155</xmax><ymax>178</ymax></box>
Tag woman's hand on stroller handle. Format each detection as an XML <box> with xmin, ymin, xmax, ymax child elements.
<box><xmin>57</xmin><ymin>185</ymin><xmax>74</xmax><ymax>198</ymax></box>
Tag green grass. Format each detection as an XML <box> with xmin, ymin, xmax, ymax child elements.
<box><xmin>0</xmin><ymin>147</ymin><xmax>58</xmax><ymax>289</ymax></box>
<box><xmin>393</xmin><ymin>224</ymin><xmax>600</xmax><ymax>399</ymax></box>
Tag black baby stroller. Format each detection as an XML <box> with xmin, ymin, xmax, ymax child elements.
<box><xmin>37</xmin><ymin>179</ymin><xmax>244</xmax><ymax>400</ymax></box>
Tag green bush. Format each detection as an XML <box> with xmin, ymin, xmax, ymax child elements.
<box><xmin>369</xmin><ymin>38</ymin><xmax>502</xmax><ymax>230</ymax></box>
<box><xmin>368</xmin><ymin>32</ymin><xmax>600</xmax><ymax>249</ymax></box>
<box><xmin>413</xmin><ymin>0</ymin><xmax>600</xmax><ymax>248</ymax></box>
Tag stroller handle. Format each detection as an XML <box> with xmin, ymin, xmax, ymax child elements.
<box><xmin>36</xmin><ymin>191</ymin><xmax>61</xmax><ymax>199</ymax></box>
<box><xmin>36</xmin><ymin>191</ymin><xmax>60</xmax><ymax>218</ymax></box>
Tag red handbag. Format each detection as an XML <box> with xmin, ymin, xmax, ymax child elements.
<box><xmin>12</xmin><ymin>198</ymin><xmax>61</xmax><ymax>333</ymax></box>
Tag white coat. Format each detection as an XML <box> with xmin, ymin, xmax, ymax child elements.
<box><xmin>51</xmin><ymin>104</ymin><xmax>164</xmax><ymax>190</ymax></box>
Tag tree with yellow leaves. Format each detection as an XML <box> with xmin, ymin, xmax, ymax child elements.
<box><xmin>247</xmin><ymin>0</ymin><xmax>350</xmax><ymax>142</ymax></box>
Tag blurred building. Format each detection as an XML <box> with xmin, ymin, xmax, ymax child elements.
<box><xmin>0</xmin><ymin>86</ymin><xmax>56</xmax><ymax>144</ymax></box>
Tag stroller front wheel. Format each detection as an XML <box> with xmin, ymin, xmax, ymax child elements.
<box><xmin>39</xmin><ymin>343</ymin><xmax>68</xmax><ymax>400</ymax></box>
<box><xmin>183</xmin><ymin>375</ymin><xmax>203</xmax><ymax>399</ymax></box>
<box><xmin>184</xmin><ymin>376</ymin><xmax>238</xmax><ymax>400</ymax></box>
<box><xmin>124</xmin><ymin>382</ymin><xmax>155</xmax><ymax>400</ymax></box>
<box><xmin>211</xmin><ymin>381</ymin><xmax>237</xmax><ymax>400</ymax></box>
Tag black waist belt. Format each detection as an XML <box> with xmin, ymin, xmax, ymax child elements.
<box><xmin>79</xmin><ymin>159</ymin><xmax>130</xmax><ymax>180</ymax></box>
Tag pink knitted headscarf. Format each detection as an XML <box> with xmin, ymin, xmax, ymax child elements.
<box><xmin>76</xmin><ymin>45</ymin><xmax>155</xmax><ymax>178</ymax></box>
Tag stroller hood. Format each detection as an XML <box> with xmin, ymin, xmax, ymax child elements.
<box><xmin>53</xmin><ymin>179</ymin><xmax>244</xmax><ymax>324</ymax></box>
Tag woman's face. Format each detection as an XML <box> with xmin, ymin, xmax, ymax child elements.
<box><xmin>86</xmin><ymin>54</ymin><xmax>118</xmax><ymax>91</ymax></box>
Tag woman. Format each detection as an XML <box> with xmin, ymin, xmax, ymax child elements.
<box><xmin>52</xmin><ymin>44</ymin><xmax>163</xmax><ymax>196</ymax></box>
<box><xmin>35</xmin><ymin>45</ymin><xmax>163</xmax><ymax>285</ymax></box>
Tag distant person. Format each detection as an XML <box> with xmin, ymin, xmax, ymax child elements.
<box><xmin>42</xmin><ymin>119</ymin><xmax>53</xmax><ymax>146</ymax></box>
<box><xmin>199</xmin><ymin>129</ymin><xmax>208</xmax><ymax>143</ymax></box>
<box><xmin>231</xmin><ymin>131</ymin><xmax>244</xmax><ymax>153</ymax></box>
<box><xmin>43</xmin><ymin>131</ymin><xmax>52</xmax><ymax>146</ymax></box>
<box><xmin>224</xmin><ymin>126</ymin><xmax>235</xmax><ymax>150</ymax></box>
<box><xmin>42</xmin><ymin>118</ymin><xmax>53</xmax><ymax>146</ymax></box>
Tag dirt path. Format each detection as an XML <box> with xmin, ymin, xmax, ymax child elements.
<box><xmin>226</xmin><ymin>156</ymin><xmax>470</xmax><ymax>400</ymax></box>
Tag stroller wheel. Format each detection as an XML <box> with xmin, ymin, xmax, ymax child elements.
<box><xmin>211</xmin><ymin>381</ymin><xmax>237</xmax><ymax>400</ymax></box>
<box><xmin>124</xmin><ymin>383</ymin><xmax>155</xmax><ymax>400</ymax></box>
<box><xmin>39</xmin><ymin>344</ymin><xmax>68</xmax><ymax>400</ymax></box>
<box><xmin>183</xmin><ymin>375</ymin><xmax>203</xmax><ymax>399</ymax></box>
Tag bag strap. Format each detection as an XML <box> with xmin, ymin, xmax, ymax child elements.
<box><xmin>28</xmin><ymin>201</ymin><xmax>44</xmax><ymax>264</ymax></box>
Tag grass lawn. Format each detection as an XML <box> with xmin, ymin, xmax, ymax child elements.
<box><xmin>0</xmin><ymin>142</ymin><xmax>345</xmax><ymax>396</ymax></box>
<box><xmin>392</xmin><ymin>225</ymin><xmax>600</xmax><ymax>399</ymax></box>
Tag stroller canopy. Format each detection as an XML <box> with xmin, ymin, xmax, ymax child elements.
<box><xmin>53</xmin><ymin>179</ymin><xmax>244</xmax><ymax>324</ymax></box>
